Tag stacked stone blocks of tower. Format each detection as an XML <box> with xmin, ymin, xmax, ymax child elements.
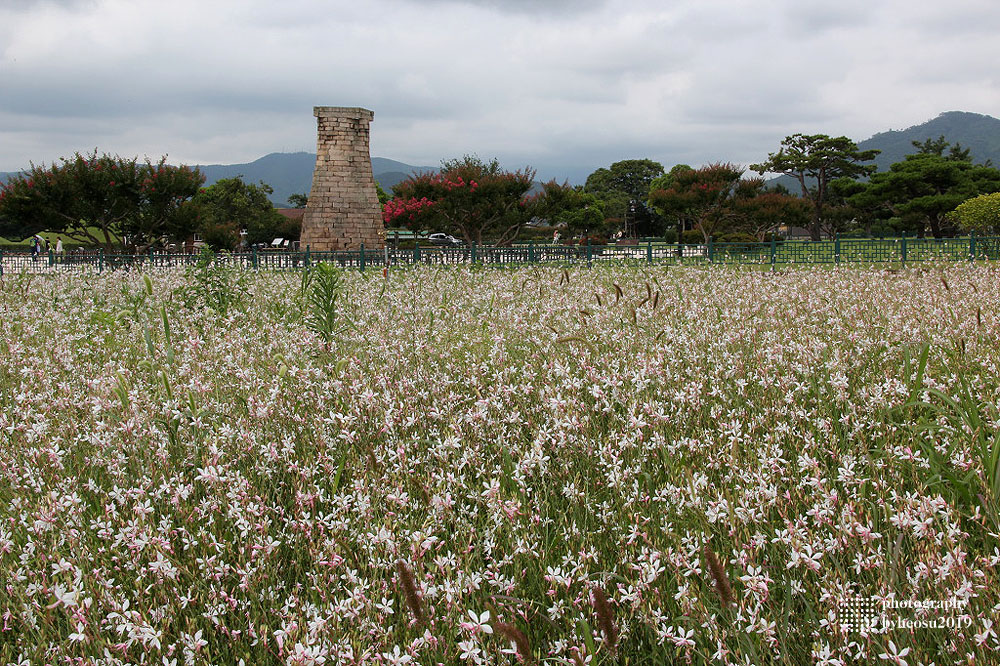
<box><xmin>301</xmin><ymin>106</ymin><xmax>386</xmax><ymax>251</ymax></box>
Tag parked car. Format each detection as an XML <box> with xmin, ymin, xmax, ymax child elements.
<box><xmin>427</xmin><ymin>233</ymin><xmax>465</xmax><ymax>247</ymax></box>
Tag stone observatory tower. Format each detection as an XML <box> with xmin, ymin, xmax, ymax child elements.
<box><xmin>300</xmin><ymin>106</ymin><xmax>386</xmax><ymax>251</ymax></box>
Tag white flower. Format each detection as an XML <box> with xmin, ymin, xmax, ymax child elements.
<box><xmin>380</xmin><ymin>645</ymin><xmax>411</xmax><ymax>665</ymax></box>
<box><xmin>466</xmin><ymin>609</ymin><xmax>493</xmax><ymax>634</ymax></box>
<box><xmin>670</xmin><ymin>626</ymin><xmax>695</xmax><ymax>648</ymax></box>
<box><xmin>68</xmin><ymin>622</ymin><xmax>87</xmax><ymax>643</ymax></box>
<box><xmin>814</xmin><ymin>642</ymin><xmax>843</xmax><ymax>666</ymax></box>
<box><xmin>375</xmin><ymin>597</ymin><xmax>395</xmax><ymax>615</ymax></box>
<box><xmin>195</xmin><ymin>465</ymin><xmax>222</xmax><ymax>483</ymax></box>
<box><xmin>975</xmin><ymin>618</ymin><xmax>997</xmax><ymax>646</ymax></box>
<box><xmin>289</xmin><ymin>642</ymin><xmax>326</xmax><ymax>665</ymax></box>
<box><xmin>458</xmin><ymin>639</ymin><xmax>481</xmax><ymax>660</ymax></box>
<box><xmin>51</xmin><ymin>584</ymin><xmax>79</xmax><ymax>608</ymax></box>
<box><xmin>878</xmin><ymin>640</ymin><xmax>910</xmax><ymax>666</ymax></box>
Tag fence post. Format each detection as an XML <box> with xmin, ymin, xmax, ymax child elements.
<box><xmin>970</xmin><ymin>231</ymin><xmax>976</xmax><ymax>261</ymax></box>
<box><xmin>528</xmin><ymin>240</ymin><xmax>534</xmax><ymax>263</ymax></box>
<box><xmin>305</xmin><ymin>245</ymin><xmax>311</xmax><ymax>269</ymax></box>
<box><xmin>413</xmin><ymin>242</ymin><xmax>420</xmax><ymax>264</ymax></box>
<box><xmin>49</xmin><ymin>248</ymin><xmax>54</xmax><ymax>267</ymax></box>
<box><xmin>99</xmin><ymin>248</ymin><xmax>104</xmax><ymax>273</ymax></box>
<box><xmin>471</xmin><ymin>242</ymin><xmax>477</xmax><ymax>264</ymax></box>
<box><xmin>707</xmin><ymin>236</ymin><xmax>714</xmax><ymax>263</ymax></box>
<box><xmin>148</xmin><ymin>247</ymin><xmax>154</xmax><ymax>268</ymax></box>
<box><xmin>770</xmin><ymin>235</ymin><xmax>776</xmax><ymax>269</ymax></box>
<box><xmin>0</xmin><ymin>248</ymin><xmax>4</xmax><ymax>277</ymax></box>
<box><xmin>586</xmin><ymin>239</ymin><xmax>592</xmax><ymax>267</ymax></box>
<box><xmin>835</xmin><ymin>233</ymin><xmax>841</xmax><ymax>265</ymax></box>
<box><xmin>900</xmin><ymin>232</ymin><xmax>907</xmax><ymax>267</ymax></box>
<box><xmin>252</xmin><ymin>245</ymin><xmax>259</xmax><ymax>269</ymax></box>
<box><xmin>359</xmin><ymin>243</ymin><xmax>366</xmax><ymax>272</ymax></box>
<box><xmin>647</xmin><ymin>240</ymin><xmax>653</xmax><ymax>265</ymax></box>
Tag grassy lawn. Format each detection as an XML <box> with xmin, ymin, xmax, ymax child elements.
<box><xmin>1</xmin><ymin>264</ymin><xmax>997</xmax><ymax>664</ymax></box>
<box><xmin>1</xmin><ymin>227</ymin><xmax>122</xmax><ymax>248</ymax></box>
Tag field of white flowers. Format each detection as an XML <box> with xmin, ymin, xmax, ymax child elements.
<box><xmin>2</xmin><ymin>262</ymin><xmax>999</xmax><ymax>665</ymax></box>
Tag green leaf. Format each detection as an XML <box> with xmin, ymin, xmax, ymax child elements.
<box><xmin>576</xmin><ymin>616</ymin><xmax>597</xmax><ymax>659</ymax></box>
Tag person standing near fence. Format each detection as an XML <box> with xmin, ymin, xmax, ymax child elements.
<box><xmin>55</xmin><ymin>237</ymin><xmax>63</xmax><ymax>262</ymax></box>
<box><xmin>30</xmin><ymin>236</ymin><xmax>40</xmax><ymax>261</ymax></box>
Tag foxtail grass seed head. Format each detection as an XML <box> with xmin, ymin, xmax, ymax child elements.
<box><xmin>591</xmin><ymin>585</ymin><xmax>618</xmax><ymax>651</ymax></box>
<box><xmin>395</xmin><ymin>560</ymin><xmax>423</xmax><ymax>623</ymax></box>
<box><xmin>704</xmin><ymin>544</ymin><xmax>733</xmax><ymax>608</ymax></box>
<box><xmin>495</xmin><ymin>621</ymin><xmax>532</xmax><ymax>663</ymax></box>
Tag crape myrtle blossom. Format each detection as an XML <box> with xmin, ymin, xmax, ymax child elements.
<box><xmin>0</xmin><ymin>264</ymin><xmax>998</xmax><ymax>663</ymax></box>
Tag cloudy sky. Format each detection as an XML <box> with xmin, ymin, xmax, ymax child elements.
<box><xmin>1</xmin><ymin>0</ymin><xmax>998</xmax><ymax>182</ymax></box>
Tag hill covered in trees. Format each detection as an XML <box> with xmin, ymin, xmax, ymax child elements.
<box><xmin>766</xmin><ymin>111</ymin><xmax>1000</xmax><ymax>192</ymax></box>
<box><xmin>860</xmin><ymin>111</ymin><xmax>1000</xmax><ymax>170</ymax></box>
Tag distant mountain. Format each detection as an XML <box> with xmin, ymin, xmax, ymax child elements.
<box><xmin>196</xmin><ymin>153</ymin><xmax>438</xmax><ymax>206</ymax></box>
<box><xmin>0</xmin><ymin>153</ymin><xmax>438</xmax><ymax>207</ymax></box>
<box><xmin>860</xmin><ymin>111</ymin><xmax>1000</xmax><ymax>170</ymax></box>
<box><xmin>196</xmin><ymin>152</ymin><xmax>315</xmax><ymax>207</ymax></box>
<box><xmin>371</xmin><ymin>157</ymin><xmax>438</xmax><ymax>178</ymax></box>
<box><xmin>768</xmin><ymin>111</ymin><xmax>1000</xmax><ymax>191</ymax></box>
<box><xmin>374</xmin><ymin>171</ymin><xmax>413</xmax><ymax>190</ymax></box>
<box><xmin>370</xmin><ymin>158</ymin><xmax>440</xmax><ymax>192</ymax></box>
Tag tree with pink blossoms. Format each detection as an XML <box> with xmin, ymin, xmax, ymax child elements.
<box><xmin>0</xmin><ymin>150</ymin><xmax>204</xmax><ymax>251</ymax></box>
<box><xmin>384</xmin><ymin>155</ymin><xmax>536</xmax><ymax>246</ymax></box>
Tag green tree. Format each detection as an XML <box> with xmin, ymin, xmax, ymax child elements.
<box><xmin>732</xmin><ymin>191</ymin><xmax>811</xmax><ymax>241</ymax></box>
<box><xmin>648</xmin><ymin>163</ymin><xmax>759</xmax><ymax>242</ymax></box>
<box><xmin>531</xmin><ymin>181</ymin><xmax>606</xmax><ymax>239</ymax></box>
<box><xmin>911</xmin><ymin>135</ymin><xmax>973</xmax><ymax>162</ymax></box>
<box><xmin>646</xmin><ymin>165</ymin><xmax>693</xmax><ymax>237</ymax></box>
<box><xmin>752</xmin><ymin>134</ymin><xmax>880</xmax><ymax>240</ymax></box>
<box><xmin>947</xmin><ymin>191</ymin><xmax>1000</xmax><ymax>234</ymax></box>
<box><xmin>829</xmin><ymin>177</ymin><xmax>886</xmax><ymax>236</ymax></box>
<box><xmin>0</xmin><ymin>150</ymin><xmax>204</xmax><ymax>250</ymax></box>
<box><xmin>853</xmin><ymin>150</ymin><xmax>1000</xmax><ymax>237</ymax></box>
<box><xmin>190</xmin><ymin>177</ymin><xmax>288</xmax><ymax>250</ymax></box>
<box><xmin>287</xmin><ymin>193</ymin><xmax>309</xmax><ymax>209</ymax></box>
<box><xmin>375</xmin><ymin>181</ymin><xmax>389</xmax><ymax>206</ymax></box>
<box><xmin>586</xmin><ymin>159</ymin><xmax>666</xmax><ymax>200</ymax></box>
<box><xmin>584</xmin><ymin>159</ymin><xmax>665</xmax><ymax>236</ymax></box>
<box><xmin>384</xmin><ymin>155</ymin><xmax>535</xmax><ymax>246</ymax></box>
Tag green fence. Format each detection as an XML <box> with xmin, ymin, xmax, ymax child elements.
<box><xmin>2</xmin><ymin>234</ymin><xmax>998</xmax><ymax>275</ymax></box>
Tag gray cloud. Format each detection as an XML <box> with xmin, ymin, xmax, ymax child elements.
<box><xmin>0</xmin><ymin>0</ymin><xmax>997</xmax><ymax>181</ymax></box>
<box><xmin>2</xmin><ymin>0</ymin><xmax>96</xmax><ymax>8</ymax></box>
<box><xmin>780</xmin><ymin>1</ymin><xmax>875</xmax><ymax>35</ymax></box>
<box><xmin>404</xmin><ymin>0</ymin><xmax>609</xmax><ymax>14</ymax></box>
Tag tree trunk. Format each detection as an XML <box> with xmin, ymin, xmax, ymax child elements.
<box><xmin>928</xmin><ymin>215</ymin><xmax>942</xmax><ymax>239</ymax></box>
<box><xmin>810</xmin><ymin>190</ymin><xmax>823</xmax><ymax>241</ymax></box>
<box><xmin>101</xmin><ymin>226</ymin><xmax>116</xmax><ymax>253</ymax></box>
<box><xmin>810</xmin><ymin>211</ymin><xmax>822</xmax><ymax>241</ymax></box>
